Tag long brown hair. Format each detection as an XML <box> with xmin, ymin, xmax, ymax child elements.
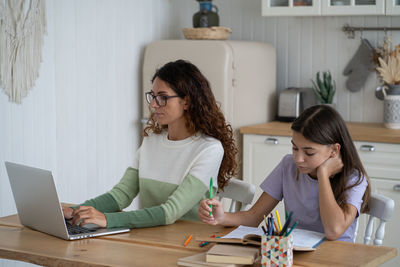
<box><xmin>291</xmin><ymin>105</ymin><xmax>370</xmax><ymax>213</ymax></box>
<box><xmin>144</xmin><ymin>60</ymin><xmax>237</xmax><ymax>189</ymax></box>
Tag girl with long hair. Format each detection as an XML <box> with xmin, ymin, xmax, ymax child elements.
<box><xmin>199</xmin><ymin>105</ymin><xmax>370</xmax><ymax>241</ymax></box>
<box><xmin>63</xmin><ymin>60</ymin><xmax>237</xmax><ymax>228</ymax></box>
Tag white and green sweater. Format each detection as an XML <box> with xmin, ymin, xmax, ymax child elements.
<box><xmin>79</xmin><ymin>131</ymin><xmax>223</xmax><ymax>229</ymax></box>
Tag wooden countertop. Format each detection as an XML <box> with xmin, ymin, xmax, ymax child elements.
<box><xmin>240</xmin><ymin>121</ymin><xmax>400</xmax><ymax>144</ymax></box>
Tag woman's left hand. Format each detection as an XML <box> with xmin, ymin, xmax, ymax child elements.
<box><xmin>317</xmin><ymin>154</ymin><xmax>344</xmax><ymax>180</ymax></box>
<box><xmin>71</xmin><ymin>206</ymin><xmax>107</xmax><ymax>228</ymax></box>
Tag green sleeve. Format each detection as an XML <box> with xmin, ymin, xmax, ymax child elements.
<box><xmin>108</xmin><ymin>167</ymin><xmax>140</xmax><ymax>210</ymax></box>
<box><xmin>77</xmin><ymin>192</ymin><xmax>120</xmax><ymax>213</ymax></box>
<box><xmin>105</xmin><ymin>206</ymin><xmax>166</xmax><ymax>228</ymax></box>
<box><xmin>74</xmin><ymin>167</ymin><xmax>139</xmax><ymax>213</ymax></box>
<box><xmin>104</xmin><ymin>174</ymin><xmax>207</xmax><ymax>228</ymax></box>
<box><xmin>161</xmin><ymin>174</ymin><xmax>208</xmax><ymax>224</ymax></box>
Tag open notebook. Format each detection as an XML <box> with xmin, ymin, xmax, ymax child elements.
<box><xmin>197</xmin><ymin>225</ymin><xmax>326</xmax><ymax>251</ymax></box>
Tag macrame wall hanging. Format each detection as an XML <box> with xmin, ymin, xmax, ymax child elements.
<box><xmin>0</xmin><ymin>0</ymin><xmax>46</xmax><ymax>103</ymax></box>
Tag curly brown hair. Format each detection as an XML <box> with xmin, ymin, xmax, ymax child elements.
<box><xmin>144</xmin><ymin>60</ymin><xmax>237</xmax><ymax>189</ymax></box>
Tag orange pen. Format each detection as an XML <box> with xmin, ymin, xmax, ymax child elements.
<box><xmin>184</xmin><ymin>234</ymin><xmax>193</xmax><ymax>246</ymax></box>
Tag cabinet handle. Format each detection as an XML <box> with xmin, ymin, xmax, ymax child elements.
<box><xmin>360</xmin><ymin>145</ymin><xmax>375</xmax><ymax>152</ymax></box>
<box><xmin>265</xmin><ymin>138</ymin><xmax>278</xmax><ymax>145</ymax></box>
<box><xmin>393</xmin><ymin>185</ymin><xmax>400</xmax><ymax>191</ymax></box>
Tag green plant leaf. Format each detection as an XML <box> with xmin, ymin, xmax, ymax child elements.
<box><xmin>316</xmin><ymin>72</ymin><xmax>328</xmax><ymax>100</ymax></box>
<box><xmin>325</xmin><ymin>72</ymin><xmax>332</xmax><ymax>90</ymax></box>
<box><xmin>327</xmin><ymin>80</ymin><xmax>336</xmax><ymax>104</ymax></box>
<box><xmin>311</xmin><ymin>79</ymin><xmax>325</xmax><ymax>104</ymax></box>
<box><xmin>323</xmin><ymin>72</ymin><xmax>329</xmax><ymax>89</ymax></box>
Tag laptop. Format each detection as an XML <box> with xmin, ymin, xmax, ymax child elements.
<box><xmin>5</xmin><ymin>161</ymin><xmax>130</xmax><ymax>240</ymax></box>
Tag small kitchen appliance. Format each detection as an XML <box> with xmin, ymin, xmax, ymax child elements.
<box><xmin>277</xmin><ymin>87</ymin><xmax>316</xmax><ymax>121</ymax></box>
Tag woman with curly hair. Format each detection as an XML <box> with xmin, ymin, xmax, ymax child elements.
<box><xmin>62</xmin><ymin>59</ymin><xmax>237</xmax><ymax>229</ymax></box>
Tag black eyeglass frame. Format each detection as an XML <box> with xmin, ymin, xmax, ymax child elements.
<box><xmin>145</xmin><ymin>91</ymin><xmax>181</xmax><ymax>107</ymax></box>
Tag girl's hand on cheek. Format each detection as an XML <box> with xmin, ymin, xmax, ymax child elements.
<box><xmin>317</xmin><ymin>154</ymin><xmax>344</xmax><ymax>179</ymax></box>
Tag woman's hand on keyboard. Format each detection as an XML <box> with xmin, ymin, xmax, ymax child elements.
<box><xmin>62</xmin><ymin>206</ymin><xmax>74</xmax><ymax>220</ymax></box>
<box><xmin>71</xmin><ymin>206</ymin><xmax>107</xmax><ymax>228</ymax></box>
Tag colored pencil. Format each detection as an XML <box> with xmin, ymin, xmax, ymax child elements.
<box><xmin>184</xmin><ymin>234</ymin><xmax>193</xmax><ymax>246</ymax></box>
<box><xmin>209</xmin><ymin>177</ymin><xmax>213</xmax><ymax>216</ymax></box>
<box><xmin>275</xmin><ymin>210</ymin><xmax>282</xmax><ymax>231</ymax></box>
<box><xmin>285</xmin><ymin>221</ymin><xmax>298</xmax><ymax>237</ymax></box>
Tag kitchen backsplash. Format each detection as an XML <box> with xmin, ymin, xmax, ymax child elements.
<box><xmin>170</xmin><ymin>0</ymin><xmax>400</xmax><ymax>123</ymax></box>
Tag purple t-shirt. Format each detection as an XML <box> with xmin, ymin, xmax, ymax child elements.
<box><xmin>260</xmin><ymin>154</ymin><xmax>368</xmax><ymax>242</ymax></box>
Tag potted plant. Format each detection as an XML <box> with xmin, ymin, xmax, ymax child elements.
<box><xmin>310</xmin><ymin>71</ymin><xmax>336</xmax><ymax>105</ymax></box>
<box><xmin>373</xmin><ymin>38</ymin><xmax>400</xmax><ymax>129</ymax></box>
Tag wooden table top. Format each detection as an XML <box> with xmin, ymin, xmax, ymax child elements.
<box><xmin>240</xmin><ymin>121</ymin><xmax>400</xmax><ymax>144</ymax></box>
<box><xmin>0</xmin><ymin>214</ymin><xmax>397</xmax><ymax>267</ymax></box>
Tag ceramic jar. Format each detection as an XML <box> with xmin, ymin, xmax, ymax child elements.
<box><xmin>193</xmin><ymin>1</ymin><xmax>219</xmax><ymax>28</ymax></box>
<box><xmin>382</xmin><ymin>84</ymin><xmax>400</xmax><ymax>129</ymax></box>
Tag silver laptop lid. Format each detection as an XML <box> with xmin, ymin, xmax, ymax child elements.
<box><xmin>5</xmin><ymin>161</ymin><xmax>130</xmax><ymax>240</ymax></box>
<box><xmin>5</xmin><ymin>161</ymin><xmax>70</xmax><ymax>239</ymax></box>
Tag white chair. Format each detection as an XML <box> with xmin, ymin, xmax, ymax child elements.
<box><xmin>216</xmin><ymin>178</ymin><xmax>256</xmax><ymax>212</ymax></box>
<box><xmin>363</xmin><ymin>193</ymin><xmax>395</xmax><ymax>245</ymax></box>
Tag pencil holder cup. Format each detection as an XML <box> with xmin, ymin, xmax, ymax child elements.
<box><xmin>261</xmin><ymin>234</ymin><xmax>293</xmax><ymax>267</ymax></box>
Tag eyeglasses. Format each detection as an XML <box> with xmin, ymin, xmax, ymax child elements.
<box><xmin>145</xmin><ymin>92</ymin><xmax>180</xmax><ymax>107</ymax></box>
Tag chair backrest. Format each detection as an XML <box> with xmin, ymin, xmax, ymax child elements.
<box><xmin>216</xmin><ymin>178</ymin><xmax>256</xmax><ymax>212</ymax></box>
<box><xmin>363</xmin><ymin>193</ymin><xmax>395</xmax><ymax>245</ymax></box>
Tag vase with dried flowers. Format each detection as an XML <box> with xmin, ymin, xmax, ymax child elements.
<box><xmin>372</xmin><ymin>36</ymin><xmax>400</xmax><ymax>129</ymax></box>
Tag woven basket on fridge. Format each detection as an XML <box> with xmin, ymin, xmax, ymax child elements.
<box><xmin>182</xmin><ymin>26</ymin><xmax>232</xmax><ymax>40</ymax></box>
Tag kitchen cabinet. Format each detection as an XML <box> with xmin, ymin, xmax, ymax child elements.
<box><xmin>241</xmin><ymin>121</ymin><xmax>400</xmax><ymax>267</ymax></box>
<box><xmin>262</xmin><ymin>0</ymin><xmax>393</xmax><ymax>16</ymax></box>
<box><xmin>262</xmin><ymin>0</ymin><xmax>321</xmax><ymax>16</ymax></box>
<box><xmin>322</xmin><ymin>0</ymin><xmax>385</xmax><ymax>16</ymax></box>
<box><xmin>386</xmin><ymin>0</ymin><xmax>400</xmax><ymax>15</ymax></box>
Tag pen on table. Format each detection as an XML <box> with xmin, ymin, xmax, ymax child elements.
<box><xmin>209</xmin><ymin>177</ymin><xmax>213</xmax><ymax>216</ymax></box>
<box><xmin>279</xmin><ymin>211</ymin><xmax>293</xmax><ymax>236</ymax></box>
<box><xmin>199</xmin><ymin>234</ymin><xmax>218</xmax><ymax>247</ymax></box>
<box><xmin>184</xmin><ymin>234</ymin><xmax>193</xmax><ymax>246</ymax></box>
<box><xmin>275</xmin><ymin>210</ymin><xmax>282</xmax><ymax>231</ymax></box>
<box><xmin>285</xmin><ymin>221</ymin><xmax>298</xmax><ymax>237</ymax></box>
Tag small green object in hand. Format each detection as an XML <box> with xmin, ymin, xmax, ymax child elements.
<box><xmin>209</xmin><ymin>177</ymin><xmax>213</xmax><ymax>216</ymax></box>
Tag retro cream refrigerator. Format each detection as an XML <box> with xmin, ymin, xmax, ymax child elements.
<box><xmin>142</xmin><ymin>40</ymin><xmax>276</xmax><ymax>176</ymax></box>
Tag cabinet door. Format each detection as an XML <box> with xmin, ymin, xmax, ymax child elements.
<box><xmin>354</xmin><ymin>141</ymin><xmax>400</xmax><ymax>180</ymax></box>
<box><xmin>262</xmin><ymin>0</ymin><xmax>321</xmax><ymax>16</ymax></box>
<box><xmin>243</xmin><ymin>134</ymin><xmax>292</xmax><ymax>225</ymax></box>
<box><xmin>322</xmin><ymin>0</ymin><xmax>385</xmax><ymax>15</ymax></box>
<box><xmin>386</xmin><ymin>0</ymin><xmax>400</xmax><ymax>15</ymax></box>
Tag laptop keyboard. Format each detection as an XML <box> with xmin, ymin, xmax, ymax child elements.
<box><xmin>67</xmin><ymin>224</ymin><xmax>96</xmax><ymax>235</ymax></box>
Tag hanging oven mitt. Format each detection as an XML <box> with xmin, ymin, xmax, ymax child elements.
<box><xmin>343</xmin><ymin>39</ymin><xmax>375</xmax><ymax>92</ymax></box>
